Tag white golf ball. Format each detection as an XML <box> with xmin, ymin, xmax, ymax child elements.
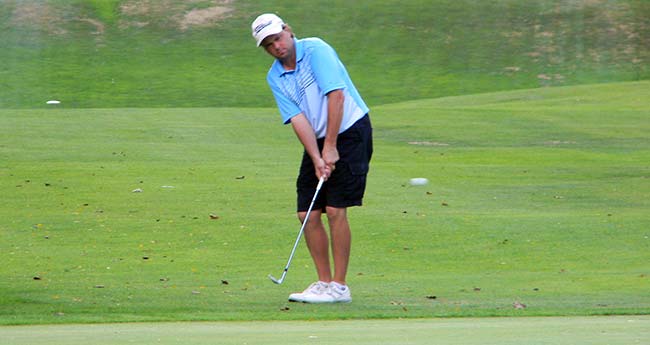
<box><xmin>409</xmin><ymin>178</ymin><xmax>429</xmax><ymax>186</ymax></box>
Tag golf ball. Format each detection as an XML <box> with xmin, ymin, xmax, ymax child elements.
<box><xmin>409</xmin><ymin>178</ymin><xmax>429</xmax><ymax>186</ymax></box>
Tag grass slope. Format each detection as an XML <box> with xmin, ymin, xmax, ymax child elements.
<box><xmin>1</xmin><ymin>0</ymin><xmax>648</xmax><ymax>108</ymax></box>
<box><xmin>0</xmin><ymin>81</ymin><xmax>648</xmax><ymax>325</ymax></box>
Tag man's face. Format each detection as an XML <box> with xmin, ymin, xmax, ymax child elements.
<box><xmin>260</xmin><ymin>28</ymin><xmax>293</xmax><ymax>60</ymax></box>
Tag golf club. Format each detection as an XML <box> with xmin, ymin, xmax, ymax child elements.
<box><xmin>268</xmin><ymin>176</ymin><xmax>325</xmax><ymax>284</ymax></box>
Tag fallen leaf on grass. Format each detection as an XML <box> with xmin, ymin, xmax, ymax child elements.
<box><xmin>513</xmin><ymin>301</ymin><xmax>526</xmax><ymax>309</ymax></box>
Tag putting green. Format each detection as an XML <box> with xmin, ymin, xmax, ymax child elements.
<box><xmin>1</xmin><ymin>316</ymin><xmax>648</xmax><ymax>345</ymax></box>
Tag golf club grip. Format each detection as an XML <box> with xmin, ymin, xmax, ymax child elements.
<box><xmin>315</xmin><ymin>176</ymin><xmax>325</xmax><ymax>193</ymax></box>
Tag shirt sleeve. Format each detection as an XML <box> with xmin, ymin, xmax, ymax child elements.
<box><xmin>310</xmin><ymin>41</ymin><xmax>346</xmax><ymax>94</ymax></box>
<box><xmin>268</xmin><ymin>74</ymin><xmax>302</xmax><ymax>124</ymax></box>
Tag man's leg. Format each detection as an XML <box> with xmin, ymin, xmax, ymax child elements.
<box><xmin>326</xmin><ymin>206</ymin><xmax>350</xmax><ymax>284</ymax></box>
<box><xmin>300</xmin><ymin>209</ymin><xmax>332</xmax><ymax>282</ymax></box>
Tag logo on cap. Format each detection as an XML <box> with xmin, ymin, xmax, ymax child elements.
<box><xmin>254</xmin><ymin>20</ymin><xmax>273</xmax><ymax>35</ymax></box>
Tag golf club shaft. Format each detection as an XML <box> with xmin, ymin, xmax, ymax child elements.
<box><xmin>271</xmin><ymin>176</ymin><xmax>325</xmax><ymax>284</ymax></box>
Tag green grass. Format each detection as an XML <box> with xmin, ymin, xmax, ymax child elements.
<box><xmin>1</xmin><ymin>0</ymin><xmax>648</xmax><ymax>108</ymax></box>
<box><xmin>1</xmin><ymin>81</ymin><xmax>648</xmax><ymax>325</ymax></box>
<box><xmin>1</xmin><ymin>0</ymin><xmax>649</xmax><ymax>327</ymax></box>
<box><xmin>1</xmin><ymin>316</ymin><xmax>649</xmax><ymax>345</ymax></box>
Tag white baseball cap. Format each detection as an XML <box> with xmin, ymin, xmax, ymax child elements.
<box><xmin>251</xmin><ymin>13</ymin><xmax>285</xmax><ymax>47</ymax></box>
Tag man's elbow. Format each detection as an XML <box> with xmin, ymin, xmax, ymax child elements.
<box><xmin>327</xmin><ymin>89</ymin><xmax>344</xmax><ymax>102</ymax></box>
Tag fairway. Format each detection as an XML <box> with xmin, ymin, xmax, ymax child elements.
<box><xmin>1</xmin><ymin>316</ymin><xmax>649</xmax><ymax>345</ymax></box>
<box><xmin>1</xmin><ymin>81</ymin><xmax>648</xmax><ymax>324</ymax></box>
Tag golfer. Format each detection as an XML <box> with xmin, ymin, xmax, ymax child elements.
<box><xmin>252</xmin><ymin>13</ymin><xmax>373</xmax><ymax>303</ymax></box>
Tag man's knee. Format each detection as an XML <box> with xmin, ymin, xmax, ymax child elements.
<box><xmin>325</xmin><ymin>206</ymin><xmax>347</xmax><ymax>223</ymax></box>
<box><xmin>298</xmin><ymin>210</ymin><xmax>322</xmax><ymax>224</ymax></box>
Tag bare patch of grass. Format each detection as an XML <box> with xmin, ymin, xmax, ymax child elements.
<box><xmin>119</xmin><ymin>0</ymin><xmax>234</xmax><ymax>31</ymax></box>
<box><xmin>179</xmin><ymin>5</ymin><xmax>233</xmax><ymax>31</ymax></box>
<box><xmin>8</xmin><ymin>0</ymin><xmax>235</xmax><ymax>34</ymax></box>
<box><xmin>9</xmin><ymin>1</ymin><xmax>67</xmax><ymax>35</ymax></box>
<box><xmin>408</xmin><ymin>141</ymin><xmax>450</xmax><ymax>147</ymax></box>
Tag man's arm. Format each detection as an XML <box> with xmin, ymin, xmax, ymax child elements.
<box><xmin>291</xmin><ymin>113</ymin><xmax>331</xmax><ymax>180</ymax></box>
<box><xmin>322</xmin><ymin>89</ymin><xmax>344</xmax><ymax>171</ymax></box>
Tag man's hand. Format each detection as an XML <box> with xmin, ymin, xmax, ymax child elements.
<box><xmin>313</xmin><ymin>157</ymin><xmax>332</xmax><ymax>181</ymax></box>
<box><xmin>321</xmin><ymin>144</ymin><xmax>339</xmax><ymax>174</ymax></box>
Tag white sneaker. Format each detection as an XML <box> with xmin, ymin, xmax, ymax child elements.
<box><xmin>288</xmin><ymin>281</ymin><xmax>330</xmax><ymax>303</ymax></box>
<box><xmin>328</xmin><ymin>282</ymin><xmax>352</xmax><ymax>303</ymax></box>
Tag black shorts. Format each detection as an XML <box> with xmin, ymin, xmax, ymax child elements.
<box><xmin>297</xmin><ymin>114</ymin><xmax>373</xmax><ymax>212</ymax></box>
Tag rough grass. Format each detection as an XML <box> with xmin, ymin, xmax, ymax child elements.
<box><xmin>1</xmin><ymin>81</ymin><xmax>648</xmax><ymax>325</ymax></box>
<box><xmin>0</xmin><ymin>0</ymin><xmax>648</xmax><ymax>108</ymax></box>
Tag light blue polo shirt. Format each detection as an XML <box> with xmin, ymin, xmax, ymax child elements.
<box><xmin>267</xmin><ymin>37</ymin><xmax>369</xmax><ymax>139</ymax></box>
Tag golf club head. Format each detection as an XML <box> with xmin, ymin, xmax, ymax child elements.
<box><xmin>268</xmin><ymin>274</ymin><xmax>283</xmax><ymax>284</ymax></box>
